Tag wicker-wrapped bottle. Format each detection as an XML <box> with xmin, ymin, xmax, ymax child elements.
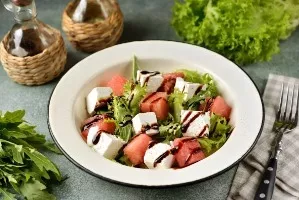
<box><xmin>62</xmin><ymin>0</ymin><xmax>124</xmax><ymax>53</ymax></box>
<box><xmin>0</xmin><ymin>0</ymin><xmax>67</xmax><ymax>85</ymax></box>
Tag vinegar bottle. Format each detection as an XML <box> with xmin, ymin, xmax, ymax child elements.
<box><xmin>1</xmin><ymin>0</ymin><xmax>56</xmax><ymax>57</ymax></box>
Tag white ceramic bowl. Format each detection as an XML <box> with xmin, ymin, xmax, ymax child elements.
<box><xmin>48</xmin><ymin>41</ymin><xmax>264</xmax><ymax>187</ymax></box>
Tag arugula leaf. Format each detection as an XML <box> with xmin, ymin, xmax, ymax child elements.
<box><xmin>43</xmin><ymin>142</ymin><xmax>62</xmax><ymax>155</ymax></box>
<box><xmin>0</xmin><ymin>110</ymin><xmax>62</xmax><ymax>200</ymax></box>
<box><xmin>23</xmin><ymin>148</ymin><xmax>61</xmax><ymax>181</ymax></box>
<box><xmin>20</xmin><ymin>179</ymin><xmax>55</xmax><ymax>200</ymax></box>
<box><xmin>0</xmin><ymin>187</ymin><xmax>16</xmax><ymax>200</ymax></box>
<box><xmin>0</xmin><ymin>110</ymin><xmax>25</xmax><ymax>124</ymax></box>
<box><xmin>132</xmin><ymin>55</ymin><xmax>140</xmax><ymax>82</ymax></box>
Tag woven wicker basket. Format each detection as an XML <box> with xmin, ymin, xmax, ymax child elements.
<box><xmin>62</xmin><ymin>0</ymin><xmax>124</xmax><ymax>53</ymax></box>
<box><xmin>0</xmin><ymin>28</ymin><xmax>67</xmax><ymax>86</ymax></box>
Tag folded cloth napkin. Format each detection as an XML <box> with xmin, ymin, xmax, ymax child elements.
<box><xmin>227</xmin><ymin>74</ymin><xmax>299</xmax><ymax>200</ymax></box>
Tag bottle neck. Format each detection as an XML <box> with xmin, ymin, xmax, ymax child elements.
<box><xmin>13</xmin><ymin>1</ymin><xmax>37</xmax><ymax>22</ymax></box>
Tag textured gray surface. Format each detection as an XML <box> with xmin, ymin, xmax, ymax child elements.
<box><xmin>0</xmin><ymin>0</ymin><xmax>298</xmax><ymax>199</ymax></box>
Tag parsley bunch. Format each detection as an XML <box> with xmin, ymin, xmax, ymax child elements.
<box><xmin>0</xmin><ymin>110</ymin><xmax>62</xmax><ymax>200</ymax></box>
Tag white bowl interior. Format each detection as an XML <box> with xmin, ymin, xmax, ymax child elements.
<box><xmin>49</xmin><ymin>41</ymin><xmax>263</xmax><ymax>187</ymax></box>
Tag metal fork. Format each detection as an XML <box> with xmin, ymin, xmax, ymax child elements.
<box><xmin>254</xmin><ymin>83</ymin><xmax>299</xmax><ymax>200</ymax></box>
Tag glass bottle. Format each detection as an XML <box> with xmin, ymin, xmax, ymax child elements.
<box><xmin>71</xmin><ymin>0</ymin><xmax>116</xmax><ymax>23</ymax></box>
<box><xmin>1</xmin><ymin>0</ymin><xmax>56</xmax><ymax>57</ymax></box>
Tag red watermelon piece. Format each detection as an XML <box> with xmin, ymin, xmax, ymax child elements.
<box><xmin>159</xmin><ymin>72</ymin><xmax>185</xmax><ymax>94</ymax></box>
<box><xmin>173</xmin><ymin>137</ymin><xmax>205</xmax><ymax>168</ymax></box>
<box><xmin>107</xmin><ymin>75</ymin><xmax>128</xmax><ymax>96</ymax></box>
<box><xmin>210</xmin><ymin>96</ymin><xmax>232</xmax><ymax>119</ymax></box>
<box><xmin>123</xmin><ymin>134</ymin><xmax>152</xmax><ymax>166</ymax></box>
<box><xmin>140</xmin><ymin>92</ymin><xmax>169</xmax><ymax>120</ymax></box>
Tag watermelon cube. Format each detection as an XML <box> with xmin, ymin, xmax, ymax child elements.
<box><xmin>210</xmin><ymin>96</ymin><xmax>232</xmax><ymax>119</ymax></box>
<box><xmin>123</xmin><ymin>134</ymin><xmax>152</xmax><ymax>166</ymax></box>
<box><xmin>107</xmin><ymin>75</ymin><xmax>128</xmax><ymax>96</ymax></box>
<box><xmin>173</xmin><ymin>137</ymin><xmax>205</xmax><ymax>168</ymax></box>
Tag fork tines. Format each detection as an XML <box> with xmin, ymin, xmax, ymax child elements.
<box><xmin>276</xmin><ymin>83</ymin><xmax>299</xmax><ymax>127</ymax></box>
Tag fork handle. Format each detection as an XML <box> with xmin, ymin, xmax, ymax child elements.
<box><xmin>254</xmin><ymin>157</ymin><xmax>277</xmax><ymax>200</ymax></box>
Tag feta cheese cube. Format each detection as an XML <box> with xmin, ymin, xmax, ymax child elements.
<box><xmin>181</xmin><ymin>110</ymin><xmax>210</xmax><ymax>137</ymax></box>
<box><xmin>174</xmin><ymin>77</ymin><xmax>185</xmax><ymax>92</ymax></box>
<box><xmin>137</xmin><ymin>70</ymin><xmax>164</xmax><ymax>93</ymax></box>
<box><xmin>86</xmin><ymin>87</ymin><xmax>112</xmax><ymax>115</ymax></box>
<box><xmin>174</xmin><ymin>77</ymin><xmax>206</xmax><ymax>101</ymax></box>
<box><xmin>93</xmin><ymin>133</ymin><xmax>126</xmax><ymax>160</ymax></box>
<box><xmin>132</xmin><ymin>112</ymin><xmax>159</xmax><ymax>135</ymax></box>
<box><xmin>144</xmin><ymin>143</ymin><xmax>174</xmax><ymax>169</ymax></box>
<box><xmin>183</xmin><ymin>82</ymin><xmax>201</xmax><ymax>101</ymax></box>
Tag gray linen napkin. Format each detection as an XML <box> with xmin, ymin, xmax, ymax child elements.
<box><xmin>227</xmin><ymin>74</ymin><xmax>299</xmax><ymax>200</ymax></box>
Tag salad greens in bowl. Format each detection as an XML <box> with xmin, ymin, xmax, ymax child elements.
<box><xmin>48</xmin><ymin>41</ymin><xmax>264</xmax><ymax>187</ymax></box>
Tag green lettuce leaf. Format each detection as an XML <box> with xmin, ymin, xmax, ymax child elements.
<box><xmin>126</xmin><ymin>83</ymin><xmax>147</xmax><ymax>116</ymax></box>
<box><xmin>112</xmin><ymin>96</ymin><xmax>131</xmax><ymax>123</ymax></box>
<box><xmin>116</xmin><ymin>124</ymin><xmax>133</xmax><ymax>143</ymax></box>
<box><xmin>158</xmin><ymin>123</ymin><xmax>182</xmax><ymax>143</ymax></box>
<box><xmin>176</xmin><ymin>69</ymin><xmax>202</xmax><ymax>83</ymax></box>
<box><xmin>172</xmin><ymin>0</ymin><xmax>299</xmax><ymax>65</ymax></box>
<box><xmin>168</xmin><ymin>90</ymin><xmax>185</xmax><ymax>122</ymax></box>
<box><xmin>198</xmin><ymin>113</ymin><xmax>232</xmax><ymax>156</ymax></box>
<box><xmin>117</xmin><ymin>155</ymin><xmax>133</xmax><ymax>167</ymax></box>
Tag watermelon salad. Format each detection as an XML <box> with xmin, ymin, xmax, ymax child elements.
<box><xmin>81</xmin><ymin>56</ymin><xmax>233</xmax><ymax>169</ymax></box>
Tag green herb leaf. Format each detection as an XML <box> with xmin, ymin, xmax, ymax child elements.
<box><xmin>158</xmin><ymin>123</ymin><xmax>182</xmax><ymax>143</ymax></box>
<box><xmin>23</xmin><ymin>148</ymin><xmax>61</xmax><ymax>181</ymax></box>
<box><xmin>43</xmin><ymin>142</ymin><xmax>62</xmax><ymax>155</ymax></box>
<box><xmin>168</xmin><ymin>90</ymin><xmax>185</xmax><ymax>122</ymax></box>
<box><xmin>0</xmin><ymin>110</ymin><xmax>25</xmax><ymax>124</ymax></box>
<box><xmin>198</xmin><ymin>113</ymin><xmax>232</xmax><ymax>156</ymax></box>
<box><xmin>0</xmin><ymin>187</ymin><xmax>16</xmax><ymax>200</ymax></box>
<box><xmin>20</xmin><ymin>179</ymin><xmax>56</xmax><ymax>200</ymax></box>
<box><xmin>116</xmin><ymin>124</ymin><xmax>133</xmax><ymax>142</ymax></box>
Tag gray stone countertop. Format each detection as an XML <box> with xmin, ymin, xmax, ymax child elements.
<box><xmin>0</xmin><ymin>0</ymin><xmax>298</xmax><ymax>199</ymax></box>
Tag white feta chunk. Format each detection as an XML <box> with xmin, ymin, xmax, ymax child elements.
<box><xmin>86</xmin><ymin>126</ymin><xmax>100</xmax><ymax>146</ymax></box>
<box><xmin>183</xmin><ymin>82</ymin><xmax>201</xmax><ymax>101</ymax></box>
<box><xmin>93</xmin><ymin>133</ymin><xmax>126</xmax><ymax>160</ymax></box>
<box><xmin>137</xmin><ymin>70</ymin><xmax>164</xmax><ymax>93</ymax></box>
<box><xmin>174</xmin><ymin>77</ymin><xmax>206</xmax><ymax>101</ymax></box>
<box><xmin>181</xmin><ymin>110</ymin><xmax>210</xmax><ymax>137</ymax></box>
<box><xmin>86</xmin><ymin>87</ymin><xmax>112</xmax><ymax>115</ymax></box>
<box><xmin>174</xmin><ymin>77</ymin><xmax>185</xmax><ymax>92</ymax></box>
<box><xmin>132</xmin><ymin>112</ymin><xmax>159</xmax><ymax>135</ymax></box>
<box><xmin>144</xmin><ymin>143</ymin><xmax>174</xmax><ymax>169</ymax></box>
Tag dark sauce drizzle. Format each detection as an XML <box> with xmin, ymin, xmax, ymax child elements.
<box><xmin>82</xmin><ymin>115</ymin><xmax>105</xmax><ymax>130</ymax></box>
<box><xmin>195</xmin><ymin>84</ymin><xmax>204</xmax><ymax>94</ymax></box>
<box><xmin>140</xmin><ymin>123</ymin><xmax>159</xmax><ymax>134</ymax></box>
<box><xmin>92</xmin><ymin>131</ymin><xmax>103</xmax><ymax>145</ymax></box>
